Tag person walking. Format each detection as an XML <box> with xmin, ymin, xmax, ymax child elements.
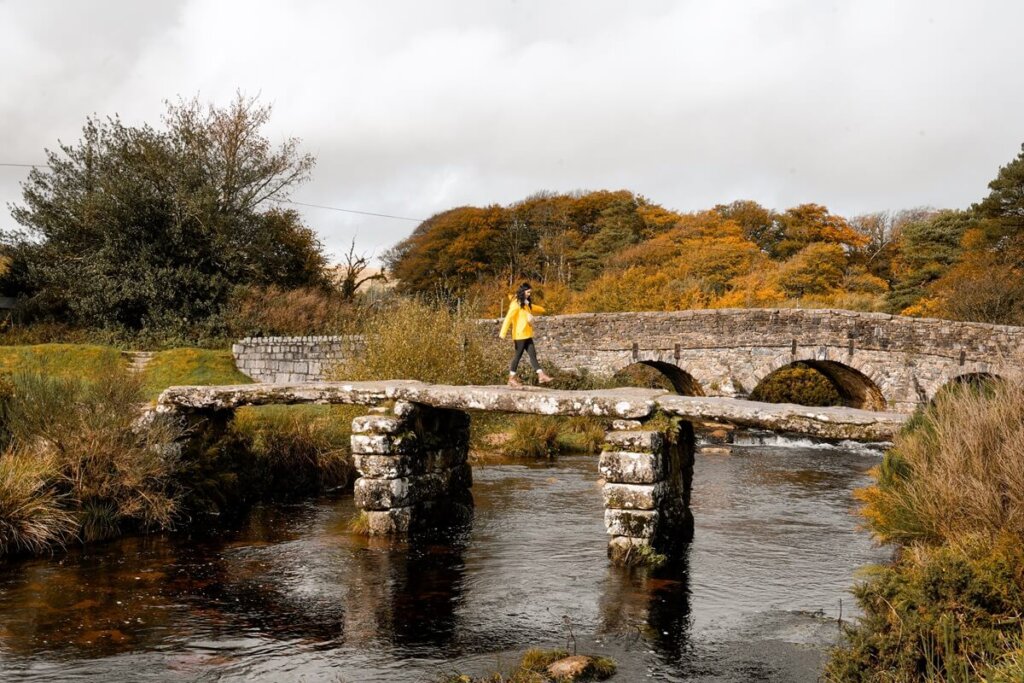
<box><xmin>499</xmin><ymin>282</ymin><xmax>554</xmax><ymax>387</ymax></box>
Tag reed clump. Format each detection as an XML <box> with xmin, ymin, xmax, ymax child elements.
<box><xmin>0</xmin><ymin>368</ymin><xmax>181</xmax><ymax>555</ymax></box>
<box><xmin>827</xmin><ymin>378</ymin><xmax>1024</xmax><ymax>681</ymax></box>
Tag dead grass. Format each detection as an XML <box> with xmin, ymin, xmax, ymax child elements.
<box><xmin>330</xmin><ymin>297</ymin><xmax>505</xmax><ymax>385</ymax></box>
<box><xmin>857</xmin><ymin>377</ymin><xmax>1024</xmax><ymax>547</ymax></box>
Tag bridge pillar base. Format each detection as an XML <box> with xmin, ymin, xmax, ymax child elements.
<box><xmin>600</xmin><ymin>420</ymin><xmax>694</xmax><ymax>566</ymax></box>
<box><xmin>352</xmin><ymin>401</ymin><xmax>472</xmax><ymax>537</ymax></box>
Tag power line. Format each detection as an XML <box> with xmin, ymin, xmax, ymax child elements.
<box><xmin>276</xmin><ymin>199</ymin><xmax>425</xmax><ymax>222</ymax></box>
<box><xmin>0</xmin><ymin>162</ymin><xmax>426</xmax><ymax>223</ymax></box>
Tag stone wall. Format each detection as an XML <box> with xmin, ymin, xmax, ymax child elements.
<box><xmin>231</xmin><ymin>309</ymin><xmax>1024</xmax><ymax>412</ymax></box>
<box><xmin>232</xmin><ymin>335</ymin><xmax>363</xmax><ymax>383</ymax></box>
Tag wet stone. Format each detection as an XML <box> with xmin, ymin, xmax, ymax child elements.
<box><xmin>604</xmin><ymin>430</ymin><xmax>664</xmax><ymax>454</ymax></box>
<box><xmin>351</xmin><ymin>414</ymin><xmax>407</xmax><ymax>435</ymax></box>
<box><xmin>599</xmin><ymin>450</ymin><xmax>663</xmax><ymax>484</ymax></box>
<box><xmin>365</xmin><ymin>507</ymin><xmax>412</xmax><ymax>535</ymax></box>
<box><xmin>602</xmin><ymin>481</ymin><xmax>668</xmax><ymax>511</ymax></box>
<box><xmin>604</xmin><ymin>508</ymin><xmax>659</xmax><ymax>538</ymax></box>
<box><xmin>350</xmin><ymin>433</ymin><xmax>417</xmax><ymax>455</ymax></box>
<box><xmin>353</xmin><ymin>453</ymin><xmax>418</xmax><ymax>479</ymax></box>
<box><xmin>607</xmin><ymin>535</ymin><xmax>652</xmax><ymax>564</ymax></box>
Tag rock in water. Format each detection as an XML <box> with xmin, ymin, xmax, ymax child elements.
<box><xmin>546</xmin><ymin>655</ymin><xmax>596</xmax><ymax>681</ymax></box>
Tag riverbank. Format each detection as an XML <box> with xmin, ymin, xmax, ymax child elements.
<box><xmin>827</xmin><ymin>379</ymin><xmax>1024</xmax><ymax>681</ymax></box>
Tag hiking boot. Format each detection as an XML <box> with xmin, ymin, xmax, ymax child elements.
<box><xmin>537</xmin><ymin>371</ymin><xmax>554</xmax><ymax>385</ymax></box>
<box><xmin>508</xmin><ymin>374</ymin><xmax>523</xmax><ymax>388</ymax></box>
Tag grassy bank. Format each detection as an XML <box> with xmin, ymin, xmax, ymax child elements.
<box><xmin>0</xmin><ymin>342</ymin><xmax>354</xmax><ymax>559</ymax></box>
<box><xmin>0</xmin><ymin>343</ymin><xmax>126</xmax><ymax>381</ymax></box>
<box><xmin>141</xmin><ymin>347</ymin><xmax>252</xmax><ymax>399</ymax></box>
<box><xmin>827</xmin><ymin>379</ymin><xmax>1024</xmax><ymax>681</ymax></box>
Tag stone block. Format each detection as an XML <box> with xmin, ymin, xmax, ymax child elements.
<box><xmin>351</xmin><ymin>414</ymin><xmax>407</xmax><ymax>435</ymax></box>
<box><xmin>604</xmin><ymin>508</ymin><xmax>659</xmax><ymax>538</ymax></box>
<box><xmin>599</xmin><ymin>450</ymin><xmax>663</xmax><ymax>484</ymax></box>
<box><xmin>353</xmin><ymin>453</ymin><xmax>418</xmax><ymax>479</ymax></box>
<box><xmin>607</xmin><ymin>535</ymin><xmax>651</xmax><ymax>564</ymax></box>
<box><xmin>350</xmin><ymin>432</ymin><xmax>417</xmax><ymax>455</ymax></box>
<box><xmin>355</xmin><ymin>477</ymin><xmax>412</xmax><ymax>510</ymax></box>
<box><xmin>611</xmin><ymin>419</ymin><xmax>643</xmax><ymax>431</ymax></box>
<box><xmin>365</xmin><ymin>506</ymin><xmax>412</xmax><ymax>535</ymax></box>
<box><xmin>602</xmin><ymin>482</ymin><xmax>668</xmax><ymax>510</ymax></box>
<box><xmin>604</xmin><ymin>430</ymin><xmax>664</xmax><ymax>454</ymax></box>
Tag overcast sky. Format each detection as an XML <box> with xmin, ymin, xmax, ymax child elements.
<box><xmin>1</xmin><ymin>0</ymin><xmax>1022</xmax><ymax>263</ymax></box>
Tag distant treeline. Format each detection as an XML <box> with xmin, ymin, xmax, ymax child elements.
<box><xmin>386</xmin><ymin>143</ymin><xmax>1024</xmax><ymax>325</ymax></box>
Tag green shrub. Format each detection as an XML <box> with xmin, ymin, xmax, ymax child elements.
<box><xmin>827</xmin><ymin>537</ymin><xmax>1024</xmax><ymax>682</ymax></box>
<box><xmin>750</xmin><ymin>363</ymin><xmax>842</xmax><ymax>406</ymax></box>
<box><xmin>829</xmin><ymin>377</ymin><xmax>1024</xmax><ymax>680</ymax></box>
<box><xmin>331</xmin><ymin>297</ymin><xmax>505</xmax><ymax>385</ymax></box>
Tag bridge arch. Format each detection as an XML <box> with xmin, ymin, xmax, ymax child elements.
<box><xmin>932</xmin><ymin>372</ymin><xmax>1004</xmax><ymax>402</ymax></box>
<box><xmin>752</xmin><ymin>359</ymin><xmax>887</xmax><ymax>411</ymax></box>
<box><xmin>613</xmin><ymin>361</ymin><xmax>705</xmax><ymax>396</ymax></box>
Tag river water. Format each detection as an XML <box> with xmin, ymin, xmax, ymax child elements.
<box><xmin>0</xmin><ymin>439</ymin><xmax>889</xmax><ymax>682</ymax></box>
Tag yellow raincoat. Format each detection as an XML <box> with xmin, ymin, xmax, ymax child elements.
<box><xmin>499</xmin><ymin>298</ymin><xmax>546</xmax><ymax>341</ymax></box>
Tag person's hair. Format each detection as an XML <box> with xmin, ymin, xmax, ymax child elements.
<box><xmin>516</xmin><ymin>282</ymin><xmax>532</xmax><ymax>309</ymax></box>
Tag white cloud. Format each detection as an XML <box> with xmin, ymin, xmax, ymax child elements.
<box><xmin>1</xmin><ymin>0</ymin><xmax>1022</xmax><ymax>262</ymax></box>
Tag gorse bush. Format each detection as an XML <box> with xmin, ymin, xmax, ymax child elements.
<box><xmin>332</xmin><ymin>297</ymin><xmax>505</xmax><ymax>385</ymax></box>
<box><xmin>827</xmin><ymin>537</ymin><xmax>1024</xmax><ymax>682</ymax></box>
<box><xmin>828</xmin><ymin>377</ymin><xmax>1024</xmax><ymax>681</ymax></box>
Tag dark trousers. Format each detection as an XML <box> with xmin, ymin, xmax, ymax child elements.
<box><xmin>510</xmin><ymin>338</ymin><xmax>540</xmax><ymax>373</ymax></box>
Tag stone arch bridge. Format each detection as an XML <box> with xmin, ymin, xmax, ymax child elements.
<box><xmin>233</xmin><ymin>309</ymin><xmax>1024</xmax><ymax>413</ymax></box>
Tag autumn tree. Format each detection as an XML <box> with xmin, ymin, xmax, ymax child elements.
<box><xmin>885</xmin><ymin>210</ymin><xmax>973</xmax><ymax>314</ymax></box>
<box><xmin>773</xmin><ymin>204</ymin><xmax>867</xmax><ymax>259</ymax></box>
<box><xmin>4</xmin><ymin>94</ymin><xmax>325</xmax><ymax>333</ymax></box>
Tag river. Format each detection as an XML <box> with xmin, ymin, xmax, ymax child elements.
<box><xmin>0</xmin><ymin>438</ymin><xmax>889</xmax><ymax>682</ymax></box>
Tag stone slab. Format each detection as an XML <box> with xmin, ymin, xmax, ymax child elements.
<box><xmin>599</xmin><ymin>451</ymin><xmax>663</xmax><ymax>484</ymax></box>
<box><xmin>604</xmin><ymin>508</ymin><xmax>659</xmax><ymax>538</ymax></box>
<box><xmin>602</xmin><ymin>481</ymin><xmax>668</xmax><ymax>510</ymax></box>
<box><xmin>351</xmin><ymin>414</ymin><xmax>407</xmax><ymax>435</ymax></box>
<box><xmin>350</xmin><ymin>433</ymin><xmax>417</xmax><ymax>455</ymax></box>
<box><xmin>604</xmin><ymin>431</ymin><xmax>664</xmax><ymax>454</ymax></box>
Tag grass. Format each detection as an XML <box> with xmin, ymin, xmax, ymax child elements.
<box><xmin>142</xmin><ymin>347</ymin><xmax>253</xmax><ymax>399</ymax></box>
<box><xmin>827</xmin><ymin>377</ymin><xmax>1024</xmax><ymax>681</ymax></box>
<box><xmin>0</xmin><ymin>368</ymin><xmax>182</xmax><ymax>554</ymax></box>
<box><xmin>0</xmin><ymin>343</ymin><xmax>125</xmax><ymax>382</ymax></box>
<box><xmin>331</xmin><ymin>297</ymin><xmax>506</xmax><ymax>385</ymax></box>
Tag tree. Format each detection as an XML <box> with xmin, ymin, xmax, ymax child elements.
<box><xmin>773</xmin><ymin>204</ymin><xmax>867</xmax><ymax>259</ymax></box>
<box><xmin>4</xmin><ymin>94</ymin><xmax>325</xmax><ymax>332</ymax></box>
<box><xmin>886</xmin><ymin>211</ymin><xmax>972</xmax><ymax>314</ymax></box>
<box><xmin>337</xmin><ymin>239</ymin><xmax>387</xmax><ymax>301</ymax></box>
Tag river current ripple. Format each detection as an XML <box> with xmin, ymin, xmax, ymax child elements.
<box><xmin>0</xmin><ymin>441</ymin><xmax>889</xmax><ymax>682</ymax></box>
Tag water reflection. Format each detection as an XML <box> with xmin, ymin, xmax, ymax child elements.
<box><xmin>0</xmin><ymin>444</ymin><xmax>889</xmax><ymax>682</ymax></box>
<box><xmin>598</xmin><ymin>553</ymin><xmax>692</xmax><ymax>665</ymax></box>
